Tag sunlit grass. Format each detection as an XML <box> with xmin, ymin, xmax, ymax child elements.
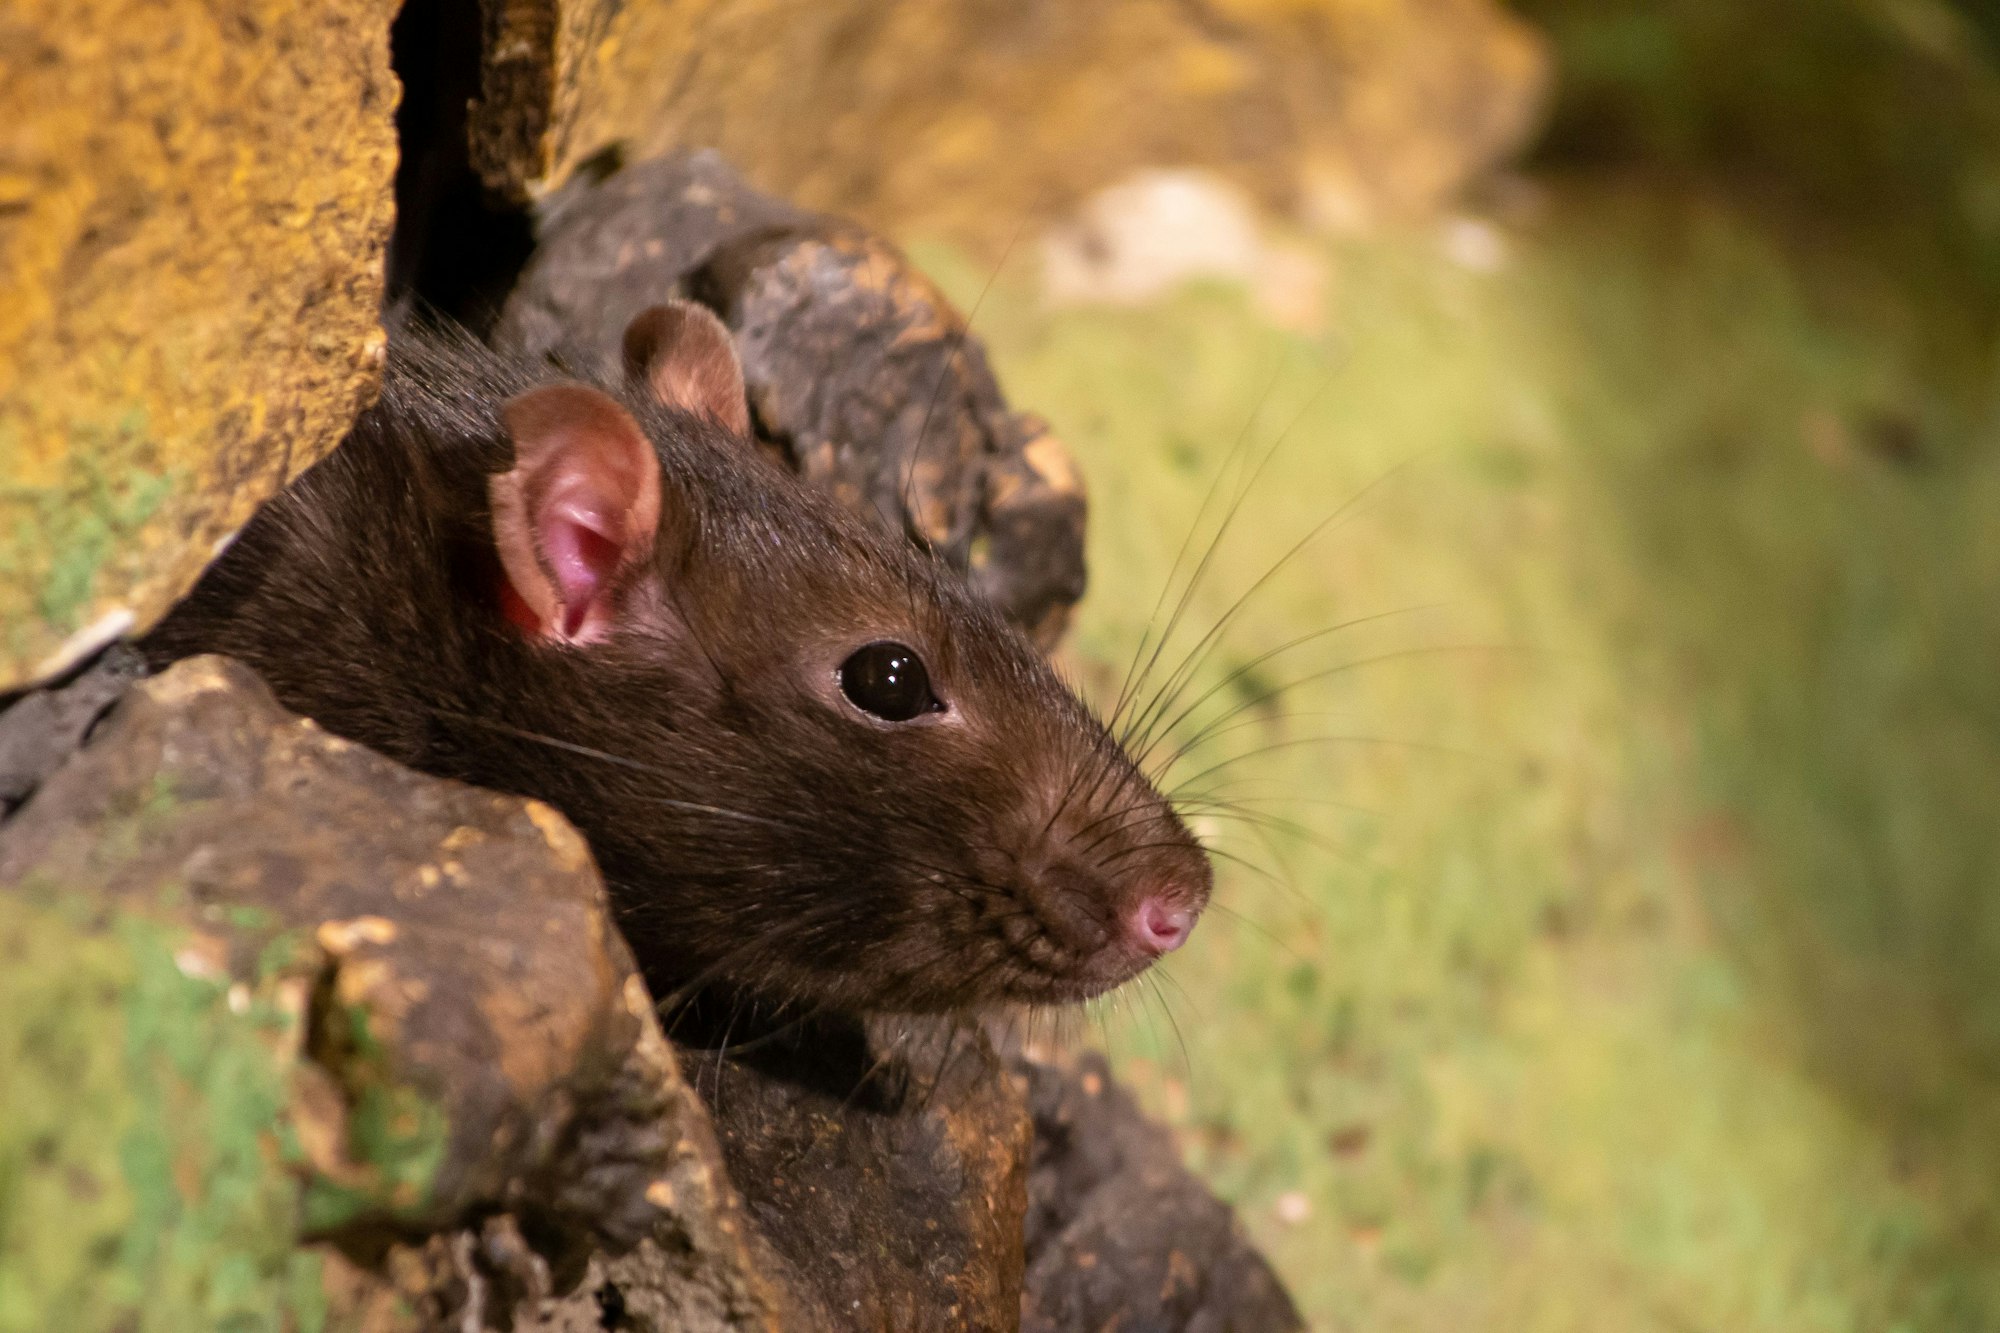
<box><xmin>914</xmin><ymin>182</ymin><xmax>2000</xmax><ymax>1330</ymax></box>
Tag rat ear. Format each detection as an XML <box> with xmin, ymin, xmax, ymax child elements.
<box><xmin>622</xmin><ymin>300</ymin><xmax>751</xmax><ymax>436</ymax></box>
<box><xmin>489</xmin><ymin>384</ymin><xmax>663</xmax><ymax>644</ymax></box>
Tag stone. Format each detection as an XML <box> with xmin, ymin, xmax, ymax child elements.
<box><xmin>497</xmin><ymin>150</ymin><xmax>1088</xmax><ymax>647</ymax></box>
<box><xmin>1039</xmin><ymin>168</ymin><xmax>1332</xmax><ymax>331</ymax></box>
<box><xmin>498</xmin><ymin>1009</ymin><xmax>1038</xmax><ymax>1332</ymax></box>
<box><xmin>460</xmin><ymin>0</ymin><xmax>1547</xmax><ymax>247</ymax></box>
<box><xmin>0</xmin><ymin>656</ymin><xmax>786</xmax><ymax>1331</ymax></box>
<box><xmin>0</xmin><ymin>0</ymin><xmax>402</xmax><ymax>691</ymax></box>
<box><xmin>0</xmin><ymin>654</ymin><xmax>1124</xmax><ymax>1333</ymax></box>
<box><xmin>687</xmin><ymin>1013</ymin><xmax>1033</xmax><ymax>1331</ymax></box>
<box><xmin>1018</xmin><ymin>1048</ymin><xmax>1304</xmax><ymax>1333</ymax></box>
<box><xmin>0</xmin><ymin>643</ymin><xmax>147</xmax><ymax>816</ymax></box>
<box><xmin>0</xmin><ymin>632</ymin><xmax>1298</xmax><ymax>1333</ymax></box>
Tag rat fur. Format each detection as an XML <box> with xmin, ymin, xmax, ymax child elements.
<box><xmin>143</xmin><ymin>307</ymin><xmax>1209</xmax><ymax>1019</ymax></box>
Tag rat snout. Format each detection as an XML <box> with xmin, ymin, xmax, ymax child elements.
<box><xmin>1130</xmin><ymin>895</ymin><xmax>1196</xmax><ymax>956</ymax></box>
<box><xmin>1006</xmin><ymin>759</ymin><xmax>1214</xmax><ymax>1000</ymax></box>
<box><xmin>991</xmin><ymin>848</ymin><xmax>1210</xmax><ymax>1002</ymax></box>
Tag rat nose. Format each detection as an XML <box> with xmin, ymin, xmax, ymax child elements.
<box><xmin>1130</xmin><ymin>897</ymin><xmax>1195</xmax><ymax>956</ymax></box>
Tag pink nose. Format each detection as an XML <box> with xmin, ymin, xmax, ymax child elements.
<box><xmin>1131</xmin><ymin>898</ymin><xmax>1195</xmax><ymax>955</ymax></box>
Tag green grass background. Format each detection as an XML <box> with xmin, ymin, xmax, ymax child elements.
<box><xmin>913</xmin><ymin>4</ymin><xmax>2000</xmax><ymax>1325</ymax></box>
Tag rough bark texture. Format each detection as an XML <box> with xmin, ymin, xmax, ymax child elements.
<box><xmin>0</xmin><ymin>0</ymin><xmax>401</xmax><ymax>690</ymax></box>
<box><xmin>690</xmin><ymin>1015</ymin><xmax>1034</xmax><ymax>1331</ymax></box>
<box><xmin>1018</xmin><ymin>1049</ymin><xmax>1305</xmax><ymax>1333</ymax></box>
<box><xmin>465</xmin><ymin>0</ymin><xmax>1548</xmax><ymax>246</ymax></box>
<box><xmin>496</xmin><ymin>150</ymin><xmax>1088</xmax><ymax>647</ymax></box>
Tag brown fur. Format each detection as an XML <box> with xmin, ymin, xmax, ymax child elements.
<box><xmin>145</xmin><ymin>320</ymin><xmax>1209</xmax><ymax>1018</ymax></box>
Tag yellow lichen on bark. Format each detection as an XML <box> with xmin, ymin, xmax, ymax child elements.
<box><xmin>0</xmin><ymin>0</ymin><xmax>401</xmax><ymax>688</ymax></box>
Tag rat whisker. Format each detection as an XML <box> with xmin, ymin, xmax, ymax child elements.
<box><xmin>1176</xmin><ymin>791</ymin><xmax>1386</xmax><ymax>825</ymax></box>
<box><xmin>833</xmin><ymin>1026</ymin><xmax>913</xmax><ymax>1121</ymax></box>
<box><xmin>1175</xmin><ymin>806</ymin><xmax>1370</xmax><ymax>867</ymax></box>
<box><xmin>1092</xmin><ymin>995</ymin><xmax>1117</xmax><ymax>1060</ymax></box>
<box><xmin>1121</xmin><ymin>450</ymin><xmax>1433</xmax><ymax>755</ymax></box>
<box><xmin>1175</xmin><ymin>783</ymin><xmax>1376</xmax><ymax>815</ymax></box>
<box><xmin>1096</xmin><ymin>838</ymin><xmax>1293</xmax><ymax>905</ymax></box>
<box><xmin>1068</xmin><ymin>802</ymin><xmax>1191</xmax><ymax>864</ymax></box>
<box><xmin>1155</xmin><ymin>643</ymin><xmax>1522</xmax><ymax>787</ymax></box>
<box><xmin>1110</xmin><ymin>344</ymin><xmax>1356</xmax><ymax>742</ymax></box>
<box><xmin>1129</xmin><ymin>973</ymin><xmax>1168</xmax><ymax>1070</ymax></box>
<box><xmin>901</xmin><ymin>192</ymin><xmax>1042</xmax><ymax>532</ymax></box>
<box><xmin>1062</xmin><ymin>783</ymin><xmax>1186</xmax><ymax>851</ymax></box>
<box><xmin>1067</xmin><ymin>723</ymin><xmax>1164</xmax><ymax>833</ymax></box>
<box><xmin>1126</xmin><ymin>602</ymin><xmax>1450</xmax><ymax>773</ymax></box>
<box><xmin>1157</xmin><ymin>713</ymin><xmax>1478</xmax><ymax>777</ymax></box>
<box><xmin>1138</xmin><ymin>971</ymin><xmax>1195</xmax><ymax>1085</ymax></box>
<box><xmin>1042</xmin><ymin>701</ymin><xmax>1149</xmax><ymax>840</ymax></box>
<box><xmin>1196</xmin><ymin>845</ymin><xmax>1309</xmax><ymax>908</ymax></box>
<box><xmin>1153</xmin><ymin>716</ymin><xmax>1465</xmax><ymax>786</ymax></box>
<box><xmin>1094</xmin><ymin>837</ymin><xmax>1231</xmax><ymax>865</ymax></box>
<box><xmin>1164</xmin><ymin>736</ymin><xmax>1435</xmax><ymax>800</ymax></box>
<box><xmin>1106</xmin><ymin>350</ymin><xmax>1296</xmax><ymax>733</ymax></box>
<box><xmin>1146</xmin><ymin>960</ymin><xmax>1201</xmax><ymax>1016</ymax></box>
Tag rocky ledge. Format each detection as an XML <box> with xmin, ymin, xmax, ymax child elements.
<box><xmin>0</xmin><ymin>652</ymin><xmax>1299</xmax><ymax>1331</ymax></box>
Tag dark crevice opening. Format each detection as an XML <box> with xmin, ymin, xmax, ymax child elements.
<box><xmin>387</xmin><ymin>0</ymin><xmax>536</xmax><ymax>332</ymax></box>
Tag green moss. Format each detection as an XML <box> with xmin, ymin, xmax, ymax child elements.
<box><xmin>911</xmin><ymin>153</ymin><xmax>2000</xmax><ymax>1325</ymax></box>
<box><xmin>0</xmin><ymin>893</ymin><xmax>314</xmax><ymax>1333</ymax></box>
<box><xmin>284</xmin><ymin>1250</ymin><xmax>330</xmax><ymax>1333</ymax></box>
<box><xmin>0</xmin><ymin>409</ymin><xmax>177</xmax><ymax>641</ymax></box>
<box><xmin>2</xmin><ymin>763</ymin><xmax>448</xmax><ymax>1328</ymax></box>
<box><xmin>298</xmin><ymin>997</ymin><xmax>448</xmax><ymax>1236</ymax></box>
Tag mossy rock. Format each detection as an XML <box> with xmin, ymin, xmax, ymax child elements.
<box><xmin>0</xmin><ymin>0</ymin><xmax>401</xmax><ymax>690</ymax></box>
<box><xmin>0</xmin><ymin>886</ymin><xmax>334</xmax><ymax>1333</ymax></box>
<box><xmin>0</xmin><ymin>657</ymin><xmax>783</xmax><ymax>1332</ymax></box>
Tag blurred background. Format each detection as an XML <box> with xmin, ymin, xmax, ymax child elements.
<box><xmin>11</xmin><ymin>0</ymin><xmax>2000</xmax><ymax>1326</ymax></box>
<box><xmin>885</xmin><ymin>1</ymin><xmax>2000</xmax><ymax>1327</ymax></box>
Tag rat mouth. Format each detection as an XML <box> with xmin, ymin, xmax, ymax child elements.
<box><xmin>988</xmin><ymin>905</ymin><xmax>1199</xmax><ymax>1007</ymax></box>
<box><xmin>993</xmin><ymin>945</ymin><xmax>1172</xmax><ymax>1007</ymax></box>
<box><xmin>945</xmin><ymin>846</ymin><xmax>1209</xmax><ymax>1007</ymax></box>
<box><xmin>924</xmin><ymin>835</ymin><xmax>1210</xmax><ymax>1010</ymax></box>
<box><xmin>1004</xmin><ymin>963</ymin><xmax>1144</xmax><ymax>1006</ymax></box>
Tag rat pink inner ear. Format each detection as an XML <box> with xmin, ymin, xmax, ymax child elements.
<box><xmin>622</xmin><ymin>300</ymin><xmax>752</xmax><ymax>437</ymax></box>
<box><xmin>489</xmin><ymin>383</ymin><xmax>663</xmax><ymax>645</ymax></box>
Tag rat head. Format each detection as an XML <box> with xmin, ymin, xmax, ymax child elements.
<box><xmin>471</xmin><ymin>301</ymin><xmax>1211</xmax><ymax>1014</ymax></box>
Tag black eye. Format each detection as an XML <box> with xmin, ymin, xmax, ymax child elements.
<box><xmin>838</xmin><ymin>641</ymin><xmax>943</xmax><ymax>722</ymax></box>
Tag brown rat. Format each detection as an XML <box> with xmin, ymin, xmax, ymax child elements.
<box><xmin>143</xmin><ymin>301</ymin><xmax>1209</xmax><ymax>1018</ymax></box>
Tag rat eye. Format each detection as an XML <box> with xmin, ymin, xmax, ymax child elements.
<box><xmin>839</xmin><ymin>641</ymin><xmax>943</xmax><ymax>722</ymax></box>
